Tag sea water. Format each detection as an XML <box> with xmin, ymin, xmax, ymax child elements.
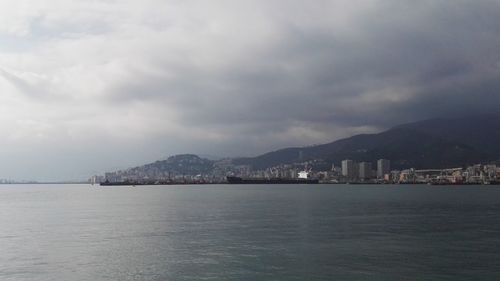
<box><xmin>0</xmin><ymin>184</ymin><xmax>499</xmax><ymax>280</ymax></box>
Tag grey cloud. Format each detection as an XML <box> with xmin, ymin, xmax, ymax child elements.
<box><xmin>2</xmin><ymin>0</ymin><xmax>500</xmax><ymax>180</ymax></box>
<box><xmin>0</xmin><ymin>68</ymin><xmax>37</xmax><ymax>97</ymax></box>
<box><xmin>110</xmin><ymin>1</ymin><xmax>500</xmax><ymax>131</ymax></box>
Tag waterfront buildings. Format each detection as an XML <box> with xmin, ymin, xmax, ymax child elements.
<box><xmin>97</xmin><ymin>155</ymin><xmax>500</xmax><ymax>185</ymax></box>
<box><xmin>358</xmin><ymin>162</ymin><xmax>372</xmax><ymax>180</ymax></box>
<box><xmin>341</xmin><ymin>160</ymin><xmax>357</xmax><ymax>180</ymax></box>
<box><xmin>377</xmin><ymin>159</ymin><xmax>391</xmax><ymax>178</ymax></box>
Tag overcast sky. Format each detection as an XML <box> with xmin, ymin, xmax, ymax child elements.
<box><xmin>1</xmin><ymin>0</ymin><xmax>500</xmax><ymax>180</ymax></box>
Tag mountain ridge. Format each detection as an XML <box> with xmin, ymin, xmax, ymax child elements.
<box><xmin>233</xmin><ymin>114</ymin><xmax>500</xmax><ymax>170</ymax></box>
<box><xmin>104</xmin><ymin>114</ymin><xmax>500</xmax><ymax>177</ymax></box>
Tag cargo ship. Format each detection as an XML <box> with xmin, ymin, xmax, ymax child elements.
<box><xmin>226</xmin><ymin>176</ymin><xmax>319</xmax><ymax>184</ymax></box>
<box><xmin>100</xmin><ymin>180</ymin><xmax>146</xmax><ymax>186</ymax></box>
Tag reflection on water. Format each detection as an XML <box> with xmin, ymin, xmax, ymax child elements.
<box><xmin>0</xmin><ymin>184</ymin><xmax>499</xmax><ymax>280</ymax></box>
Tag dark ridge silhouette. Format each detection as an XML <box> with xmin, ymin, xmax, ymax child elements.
<box><xmin>233</xmin><ymin>113</ymin><xmax>500</xmax><ymax>169</ymax></box>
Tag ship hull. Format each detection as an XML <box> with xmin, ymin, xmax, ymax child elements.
<box><xmin>226</xmin><ymin>176</ymin><xmax>319</xmax><ymax>184</ymax></box>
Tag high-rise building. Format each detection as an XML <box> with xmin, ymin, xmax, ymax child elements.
<box><xmin>342</xmin><ymin>159</ymin><xmax>357</xmax><ymax>180</ymax></box>
<box><xmin>377</xmin><ymin>159</ymin><xmax>390</xmax><ymax>178</ymax></box>
<box><xmin>358</xmin><ymin>162</ymin><xmax>372</xmax><ymax>180</ymax></box>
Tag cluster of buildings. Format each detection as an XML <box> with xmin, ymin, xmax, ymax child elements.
<box><xmin>388</xmin><ymin>164</ymin><xmax>500</xmax><ymax>185</ymax></box>
<box><xmin>95</xmin><ymin>169</ymin><xmax>221</xmax><ymax>185</ymax></box>
<box><xmin>93</xmin><ymin>155</ymin><xmax>500</xmax><ymax>185</ymax></box>
<box><xmin>225</xmin><ymin>159</ymin><xmax>500</xmax><ymax>185</ymax></box>
<box><xmin>340</xmin><ymin>159</ymin><xmax>390</xmax><ymax>181</ymax></box>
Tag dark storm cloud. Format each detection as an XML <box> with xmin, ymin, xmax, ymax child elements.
<box><xmin>109</xmin><ymin>0</ymin><xmax>500</xmax><ymax>139</ymax></box>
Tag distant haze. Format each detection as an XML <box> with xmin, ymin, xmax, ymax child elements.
<box><xmin>1</xmin><ymin>1</ymin><xmax>500</xmax><ymax>181</ymax></box>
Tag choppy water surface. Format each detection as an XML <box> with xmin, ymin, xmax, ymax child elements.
<box><xmin>1</xmin><ymin>184</ymin><xmax>499</xmax><ymax>280</ymax></box>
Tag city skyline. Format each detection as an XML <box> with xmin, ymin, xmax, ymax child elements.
<box><xmin>1</xmin><ymin>1</ymin><xmax>500</xmax><ymax>180</ymax></box>
<box><xmin>99</xmin><ymin>153</ymin><xmax>499</xmax><ymax>186</ymax></box>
